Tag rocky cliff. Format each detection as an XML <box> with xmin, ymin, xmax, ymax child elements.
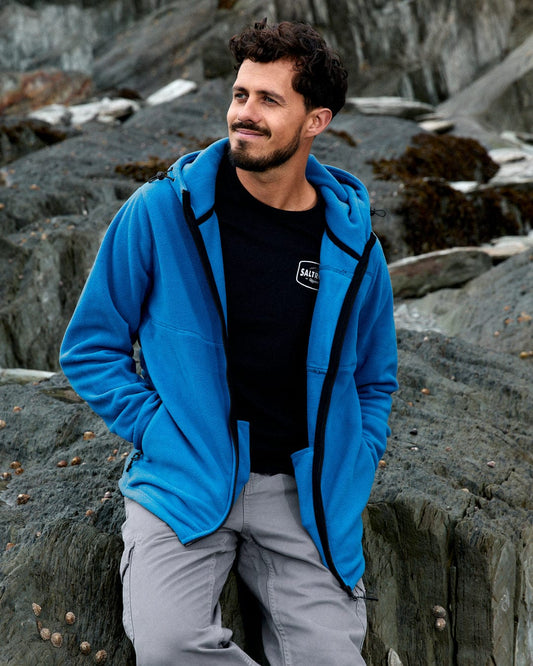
<box><xmin>0</xmin><ymin>1</ymin><xmax>532</xmax><ymax>665</ymax></box>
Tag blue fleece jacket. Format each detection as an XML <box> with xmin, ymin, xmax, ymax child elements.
<box><xmin>60</xmin><ymin>138</ymin><xmax>398</xmax><ymax>595</ymax></box>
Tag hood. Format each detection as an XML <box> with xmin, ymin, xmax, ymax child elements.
<box><xmin>169</xmin><ymin>138</ymin><xmax>372</xmax><ymax>256</ymax></box>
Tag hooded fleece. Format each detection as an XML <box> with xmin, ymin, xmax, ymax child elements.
<box><xmin>60</xmin><ymin>138</ymin><xmax>398</xmax><ymax>596</ymax></box>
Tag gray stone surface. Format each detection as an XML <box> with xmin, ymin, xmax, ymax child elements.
<box><xmin>1</xmin><ymin>323</ymin><xmax>531</xmax><ymax>664</ymax></box>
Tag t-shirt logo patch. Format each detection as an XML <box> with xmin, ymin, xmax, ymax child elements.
<box><xmin>296</xmin><ymin>261</ymin><xmax>320</xmax><ymax>291</ymax></box>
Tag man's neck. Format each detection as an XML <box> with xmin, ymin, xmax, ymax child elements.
<box><xmin>235</xmin><ymin>165</ymin><xmax>318</xmax><ymax>212</ymax></box>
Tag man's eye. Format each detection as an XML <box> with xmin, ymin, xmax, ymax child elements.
<box><xmin>264</xmin><ymin>96</ymin><xmax>277</xmax><ymax>104</ymax></box>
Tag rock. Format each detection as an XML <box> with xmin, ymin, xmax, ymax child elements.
<box><xmin>0</xmin><ymin>0</ymin><xmax>179</xmax><ymax>74</ymax></box>
<box><xmin>29</xmin><ymin>97</ymin><xmax>142</xmax><ymax>127</ymax></box>
<box><xmin>387</xmin><ymin>648</ymin><xmax>404</xmax><ymax>666</ymax></box>
<box><xmin>394</xmin><ymin>250</ymin><xmax>533</xmax><ymax>356</ymax></box>
<box><xmin>145</xmin><ymin>79</ymin><xmax>198</xmax><ymax>106</ymax></box>
<box><xmin>0</xmin><ymin>368</ymin><xmax>55</xmax><ymax>385</ymax></box>
<box><xmin>389</xmin><ymin>247</ymin><xmax>494</xmax><ymax>298</ymax></box>
<box><xmin>92</xmin><ymin>0</ymin><xmax>219</xmax><ymax>97</ymax></box>
<box><xmin>488</xmin><ymin>152</ymin><xmax>533</xmax><ymax>190</ymax></box>
<box><xmin>481</xmin><ymin>233</ymin><xmax>533</xmax><ymax>260</ymax></box>
<box><xmin>0</xmin><ymin>117</ymin><xmax>78</xmax><ymax>167</ymax></box>
<box><xmin>1</xmin><ymin>0</ymin><xmax>528</xmax><ymax>132</ymax></box>
<box><xmin>437</xmin><ymin>32</ymin><xmax>533</xmax><ymax>133</ymax></box>
<box><xmin>364</xmin><ymin>328</ymin><xmax>532</xmax><ymax>666</ymax></box>
<box><xmin>318</xmin><ymin>0</ymin><xmax>518</xmax><ymax>105</ymax></box>
<box><xmin>346</xmin><ymin>96</ymin><xmax>435</xmax><ymax>120</ymax></box>
<box><xmin>1</xmin><ymin>324</ymin><xmax>531</xmax><ymax>665</ymax></box>
<box><xmin>0</xmin><ymin>70</ymin><xmax>92</xmax><ymax>116</ymax></box>
<box><xmin>417</xmin><ymin>118</ymin><xmax>455</xmax><ymax>134</ymax></box>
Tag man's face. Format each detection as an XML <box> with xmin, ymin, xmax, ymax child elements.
<box><xmin>227</xmin><ymin>59</ymin><xmax>311</xmax><ymax>172</ymax></box>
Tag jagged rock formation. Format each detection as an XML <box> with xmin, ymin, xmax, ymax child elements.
<box><xmin>1</xmin><ymin>0</ymin><xmax>532</xmax><ymax>132</ymax></box>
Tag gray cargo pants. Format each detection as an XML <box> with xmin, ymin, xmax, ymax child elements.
<box><xmin>120</xmin><ymin>473</ymin><xmax>367</xmax><ymax>665</ymax></box>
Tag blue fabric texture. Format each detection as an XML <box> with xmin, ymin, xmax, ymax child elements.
<box><xmin>60</xmin><ymin>138</ymin><xmax>398</xmax><ymax>591</ymax></box>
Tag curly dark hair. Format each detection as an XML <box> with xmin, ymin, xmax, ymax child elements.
<box><xmin>229</xmin><ymin>18</ymin><xmax>348</xmax><ymax>117</ymax></box>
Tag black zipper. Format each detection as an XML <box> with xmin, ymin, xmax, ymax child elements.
<box><xmin>312</xmin><ymin>232</ymin><xmax>377</xmax><ymax>598</ymax></box>
<box><xmin>181</xmin><ymin>190</ymin><xmax>240</xmax><ymax>508</ymax></box>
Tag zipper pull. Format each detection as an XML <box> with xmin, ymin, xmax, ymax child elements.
<box><xmin>126</xmin><ymin>450</ymin><xmax>142</xmax><ymax>472</ymax></box>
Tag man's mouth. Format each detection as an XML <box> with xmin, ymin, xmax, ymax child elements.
<box><xmin>231</xmin><ymin>122</ymin><xmax>270</xmax><ymax>138</ymax></box>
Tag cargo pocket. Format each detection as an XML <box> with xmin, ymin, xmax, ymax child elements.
<box><xmin>119</xmin><ymin>540</ymin><xmax>135</xmax><ymax>643</ymax></box>
<box><xmin>352</xmin><ymin>579</ymin><xmax>367</xmax><ymax>652</ymax></box>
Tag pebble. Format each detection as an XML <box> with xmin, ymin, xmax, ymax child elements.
<box><xmin>57</xmin><ymin>460</ymin><xmax>68</xmax><ymax>468</ymax></box>
<box><xmin>421</xmin><ymin>388</ymin><xmax>431</xmax><ymax>395</ymax></box>
<box><xmin>17</xmin><ymin>493</ymin><xmax>31</xmax><ymax>505</ymax></box>
<box><xmin>71</xmin><ymin>456</ymin><xmax>82</xmax><ymax>466</ymax></box>
<box><xmin>0</xmin><ymin>419</ymin><xmax>6</xmax><ymax>429</ymax></box>
<box><xmin>83</xmin><ymin>430</ymin><xmax>96</xmax><ymax>440</ymax></box>
<box><xmin>409</xmin><ymin>427</ymin><xmax>418</xmax><ymax>435</ymax></box>
<box><xmin>487</xmin><ymin>460</ymin><xmax>496</xmax><ymax>467</ymax></box>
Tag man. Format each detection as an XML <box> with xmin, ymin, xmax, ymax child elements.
<box><xmin>60</xmin><ymin>18</ymin><xmax>398</xmax><ymax>665</ymax></box>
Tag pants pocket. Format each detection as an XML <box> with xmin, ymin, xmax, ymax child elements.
<box><xmin>352</xmin><ymin>579</ymin><xmax>368</xmax><ymax>652</ymax></box>
<box><xmin>120</xmin><ymin>540</ymin><xmax>135</xmax><ymax>643</ymax></box>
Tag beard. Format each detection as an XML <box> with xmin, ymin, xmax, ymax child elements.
<box><xmin>228</xmin><ymin>122</ymin><xmax>301</xmax><ymax>172</ymax></box>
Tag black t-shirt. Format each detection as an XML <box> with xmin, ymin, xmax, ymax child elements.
<box><xmin>215</xmin><ymin>153</ymin><xmax>325</xmax><ymax>474</ymax></box>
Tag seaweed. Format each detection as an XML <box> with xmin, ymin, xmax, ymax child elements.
<box><xmin>371</xmin><ymin>134</ymin><xmax>530</xmax><ymax>254</ymax></box>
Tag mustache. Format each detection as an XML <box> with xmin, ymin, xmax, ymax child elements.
<box><xmin>231</xmin><ymin>121</ymin><xmax>271</xmax><ymax>137</ymax></box>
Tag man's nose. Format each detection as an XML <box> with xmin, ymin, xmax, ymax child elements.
<box><xmin>237</xmin><ymin>97</ymin><xmax>260</xmax><ymax>123</ymax></box>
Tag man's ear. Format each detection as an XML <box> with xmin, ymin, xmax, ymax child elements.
<box><xmin>305</xmin><ymin>108</ymin><xmax>333</xmax><ymax>138</ymax></box>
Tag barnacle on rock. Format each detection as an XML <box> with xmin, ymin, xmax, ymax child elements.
<box><xmin>51</xmin><ymin>632</ymin><xmax>63</xmax><ymax>647</ymax></box>
<box><xmin>32</xmin><ymin>603</ymin><xmax>41</xmax><ymax>616</ymax></box>
<box><xmin>17</xmin><ymin>493</ymin><xmax>31</xmax><ymax>505</ymax></box>
<box><xmin>432</xmin><ymin>605</ymin><xmax>446</xmax><ymax>618</ymax></box>
<box><xmin>435</xmin><ymin>617</ymin><xmax>447</xmax><ymax>631</ymax></box>
<box><xmin>79</xmin><ymin>641</ymin><xmax>91</xmax><ymax>655</ymax></box>
<box><xmin>71</xmin><ymin>456</ymin><xmax>82</xmax><ymax>466</ymax></box>
<box><xmin>95</xmin><ymin>649</ymin><xmax>107</xmax><ymax>663</ymax></box>
<box><xmin>40</xmin><ymin>627</ymin><xmax>51</xmax><ymax>641</ymax></box>
<box><xmin>65</xmin><ymin>611</ymin><xmax>76</xmax><ymax>625</ymax></box>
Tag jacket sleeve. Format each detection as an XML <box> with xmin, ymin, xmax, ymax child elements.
<box><xmin>354</xmin><ymin>242</ymin><xmax>398</xmax><ymax>466</ymax></box>
<box><xmin>59</xmin><ymin>187</ymin><xmax>161</xmax><ymax>448</ymax></box>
